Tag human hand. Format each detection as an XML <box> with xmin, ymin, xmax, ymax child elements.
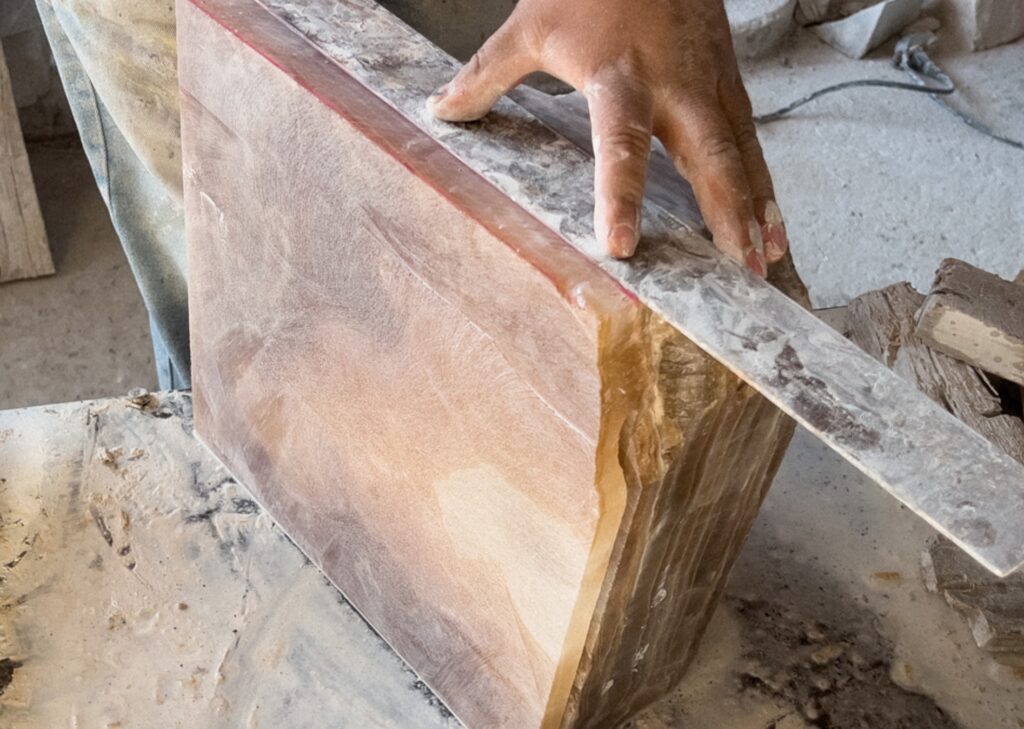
<box><xmin>427</xmin><ymin>0</ymin><xmax>788</xmax><ymax>276</ymax></box>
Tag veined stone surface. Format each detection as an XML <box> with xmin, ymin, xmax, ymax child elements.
<box><xmin>179</xmin><ymin>1</ymin><xmax>801</xmax><ymax>727</ymax></box>
<box><xmin>180</xmin><ymin>1</ymin><xmax>1024</xmax><ymax>725</ymax></box>
<box><xmin>238</xmin><ymin>0</ymin><xmax>1024</xmax><ymax>573</ymax></box>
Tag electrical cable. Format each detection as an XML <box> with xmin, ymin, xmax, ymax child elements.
<box><xmin>896</xmin><ymin>37</ymin><xmax>1024</xmax><ymax>151</ymax></box>
<box><xmin>753</xmin><ymin>77</ymin><xmax>953</xmax><ymax>123</ymax></box>
<box><xmin>753</xmin><ymin>32</ymin><xmax>1024</xmax><ymax>152</ymax></box>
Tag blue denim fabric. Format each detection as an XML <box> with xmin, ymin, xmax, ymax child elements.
<box><xmin>33</xmin><ymin>0</ymin><xmax>190</xmax><ymax>389</ymax></box>
<box><xmin>31</xmin><ymin>1</ymin><xmax>508</xmax><ymax>392</ymax></box>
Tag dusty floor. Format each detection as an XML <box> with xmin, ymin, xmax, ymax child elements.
<box><xmin>0</xmin><ymin>17</ymin><xmax>1021</xmax><ymax>729</ymax></box>
<box><xmin>2</xmin><ymin>395</ymin><xmax>1020</xmax><ymax>729</ymax></box>
<box><xmin>629</xmin><ymin>424</ymin><xmax>1024</xmax><ymax>729</ymax></box>
<box><xmin>0</xmin><ymin>139</ymin><xmax>156</xmax><ymax>410</ymax></box>
<box><xmin>744</xmin><ymin>27</ymin><xmax>1023</xmax><ymax>308</ymax></box>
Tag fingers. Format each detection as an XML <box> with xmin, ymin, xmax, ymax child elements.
<box><xmin>586</xmin><ymin>77</ymin><xmax>654</xmax><ymax>258</ymax></box>
<box><xmin>719</xmin><ymin>79</ymin><xmax>789</xmax><ymax>263</ymax></box>
<box><xmin>427</xmin><ymin>18</ymin><xmax>536</xmax><ymax>122</ymax></box>
<box><xmin>657</xmin><ymin>94</ymin><xmax>766</xmax><ymax>276</ymax></box>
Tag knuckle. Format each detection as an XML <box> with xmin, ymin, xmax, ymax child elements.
<box><xmin>471</xmin><ymin>24</ymin><xmax>523</xmax><ymax>76</ymax></box>
<box><xmin>732</xmin><ymin>120</ymin><xmax>761</xmax><ymax>154</ymax></box>
<box><xmin>731</xmin><ymin>89</ymin><xmax>754</xmax><ymax>117</ymax></box>
<box><xmin>698</xmin><ymin>132</ymin><xmax>739</xmax><ymax>161</ymax></box>
<box><xmin>466</xmin><ymin>48</ymin><xmax>491</xmax><ymax>77</ymax></box>
<box><xmin>518</xmin><ymin>16</ymin><xmax>548</xmax><ymax>54</ymax></box>
<box><xmin>612</xmin><ymin>194</ymin><xmax>644</xmax><ymax>214</ymax></box>
<box><xmin>608</xmin><ymin>178</ymin><xmax>645</xmax><ymax>207</ymax></box>
<box><xmin>719</xmin><ymin>74</ymin><xmax>757</xmax><ymax>120</ymax></box>
<box><xmin>602</xmin><ymin>125</ymin><xmax>651</xmax><ymax>160</ymax></box>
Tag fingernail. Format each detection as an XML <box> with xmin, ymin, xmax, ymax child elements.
<box><xmin>746</xmin><ymin>248</ymin><xmax>767</xmax><ymax>278</ymax></box>
<box><xmin>748</xmin><ymin>219</ymin><xmax>765</xmax><ymax>256</ymax></box>
<box><xmin>426</xmin><ymin>84</ymin><xmax>451</xmax><ymax>113</ymax></box>
<box><xmin>764</xmin><ymin>230</ymin><xmax>788</xmax><ymax>259</ymax></box>
<box><xmin>761</xmin><ymin>200</ymin><xmax>788</xmax><ymax>260</ymax></box>
<box><xmin>608</xmin><ymin>224</ymin><xmax>639</xmax><ymax>258</ymax></box>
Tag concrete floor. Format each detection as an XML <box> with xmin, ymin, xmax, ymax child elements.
<box><xmin>743</xmin><ymin>28</ymin><xmax>1023</xmax><ymax>308</ymax></box>
<box><xmin>630</xmin><ymin>425</ymin><xmax>1024</xmax><ymax>729</ymax></box>
<box><xmin>0</xmin><ymin>140</ymin><xmax>156</xmax><ymax>411</ymax></box>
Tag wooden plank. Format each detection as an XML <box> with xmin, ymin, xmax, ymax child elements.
<box><xmin>848</xmin><ymin>282</ymin><xmax>1024</xmax><ymax>662</ymax></box>
<box><xmin>0</xmin><ymin>38</ymin><xmax>53</xmax><ymax>283</ymax></box>
<box><xmin>179</xmin><ymin>4</ymin><xmax>801</xmax><ymax>728</ymax></box>
<box><xmin>235</xmin><ymin>0</ymin><xmax>1024</xmax><ymax>576</ymax></box>
<box><xmin>915</xmin><ymin>258</ymin><xmax>1024</xmax><ymax>388</ymax></box>
<box><xmin>847</xmin><ymin>282</ymin><xmax>1024</xmax><ymax>464</ymax></box>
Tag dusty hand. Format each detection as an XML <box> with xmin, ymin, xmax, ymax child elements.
<box><xmin>427</xmin><ymin>0</ymin><xmax>787</xmax><ymax>276</ymax></box>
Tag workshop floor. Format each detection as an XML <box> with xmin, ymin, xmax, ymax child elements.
<box><xmin>744</xmin><ymin>27</ymin><xmax>1023</xmax><ymax>308</ymax></box>
<box><xmin>0</xmin><ymin>139</ymin><xmax>156</xmax><ymax>411</ymax></box>
<box><xmin>630</xmin><ymin>424</ymin><xmax>1024</xmax><ymax>729</ymax></box>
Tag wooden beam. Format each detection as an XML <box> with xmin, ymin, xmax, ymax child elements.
<box><xmin>916</xmin><ymin>259</ymin><xmax>1024</xmax><ymax>388</ymax></box>
<box><xmin>0</xmin><ymin>38</ymin><xmax>53</xmax><ymax>284</ymax></box>
<box><xmin>848</xmin><ymin>282</ymin><xmax>1024</xmax><ymax>466</ymax></box>
<box><xmin>179</xmin><ymin>3</ymin><xmax>800</xmax><ymax>728</ymax></box>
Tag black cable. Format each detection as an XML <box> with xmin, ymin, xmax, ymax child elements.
<box><xmin>753</xmin><ymin>34</ymin><xmax>1024</xmax><ymax>152</ymax></box>
<box><xmin>897</xmin><ymin>44</ymin><xmax>1024</xmax><ymax>151</ymax></box>
<box><xmin>753</xmin><ymin>76</ymin><xmax>952</xmax><ymax>123</ymax></box>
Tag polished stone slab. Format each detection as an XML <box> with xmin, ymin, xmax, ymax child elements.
<box><xmin>242</xmin><ymin>0</ymin><xmax>1024</xmax><ymax>576</ymax></box>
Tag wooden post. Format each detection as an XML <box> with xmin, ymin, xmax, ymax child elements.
<box><xmin>179</xmin><ymin>2</ymin><xmax>800</xmax><ymax>727</ymax></box>
<box><xmin>0</xmin><ymin>38</ymin><xmax>53</xmax><ymax>283</ymax></box>
<box><xmin>915</xmin><ymin>259</ymin><xmax>1024</xmax><ymax>388</ymax></box>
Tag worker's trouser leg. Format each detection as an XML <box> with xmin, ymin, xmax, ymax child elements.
<box><xmin>32</xmin><ymin>0</ymin><xmax>513</xmax><ymax>391</ymax></box>
<box><xmin>33</xmin><ymin>0</ymin><xmax>190</xmax><ymax>390</ymax></box>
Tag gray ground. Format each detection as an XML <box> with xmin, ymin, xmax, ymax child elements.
<box><xmin>744</xmin><ymin>27</ymin><xmax>1023</xmax><ymax>308</ymax></box>
<box><xmin>0</xmin><ymin>139</ymin><xmax>155</xmax><ymax>410</ymax></box>
<box><xmin>1</xmin><ymin>17</ymin><xmax>1021</xmax><ymax>729</ymax></box>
